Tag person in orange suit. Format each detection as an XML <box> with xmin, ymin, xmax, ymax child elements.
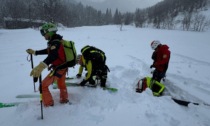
<box><xmin>26</xmin><ymin>23</ymin><xmax>69</xmax><ymax>107</ymax></box>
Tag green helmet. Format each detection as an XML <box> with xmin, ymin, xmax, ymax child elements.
<box><xmin>40</xmin><ymin>23</ymin><xmax>57</xmax><ymax>36</ymax></box>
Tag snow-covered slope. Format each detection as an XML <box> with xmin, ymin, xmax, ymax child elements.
<box><xmin>0</xmin><ymin>25</ymin><xmax>210</xmax><ymax>126</ymax></box>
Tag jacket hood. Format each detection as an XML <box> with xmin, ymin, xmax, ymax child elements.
<box><xmin>161</xmin><ymin>44</ymin><xmax>169</xmax><ymax>50</ymax></box>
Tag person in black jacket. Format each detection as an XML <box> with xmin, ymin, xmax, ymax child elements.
<box><xmin>76</xmin><ymin>46</ymin><xmax>109</xmax><ymax>87</ymax></box>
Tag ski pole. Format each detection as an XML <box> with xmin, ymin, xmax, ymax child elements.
<box><xmin>29</xmin><ymin>54</ymin><xmax>38</xmax><ymax>92</ymax></box>
<box><xmin>39</xmin><ymin>74</ymin><xmax>44</xmax><ymax>120</ymax></box>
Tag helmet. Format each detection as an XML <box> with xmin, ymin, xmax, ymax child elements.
<box><xmin>40</xmin><ymin>23</ymin><xmax>57</xmax><ymax>36</ymax></box>
<box><xmin>151</xmin><ymin>40</ymin><xmax>161</xmax><ymax>50</ymax></box>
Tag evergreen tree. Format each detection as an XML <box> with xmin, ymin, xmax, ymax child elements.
<box><xmin>113</xmin><ymin>9</ymin><xmax>122</xmax><ymax>25</ymax></box>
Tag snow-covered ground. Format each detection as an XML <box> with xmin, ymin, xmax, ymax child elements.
<box><xmin>0</xmin><ymin>25</ymin><xmax>210</xmax><ymax>126</ymax></box>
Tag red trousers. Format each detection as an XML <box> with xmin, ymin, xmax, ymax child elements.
<box><xmin>42</xmin><ymin>69</ymin><xmax>68</xmax><ymax>107</ymax></box>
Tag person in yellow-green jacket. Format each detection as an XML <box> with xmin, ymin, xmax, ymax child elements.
<box><xmin>136</xmin><ymin>76</ymin><xmax>165</xmax><ymax>96</ymax></box>
<box><xmin>76</xmin><ymin>45</ymin><xmax>109</xmax><ymax>87</ymax></box>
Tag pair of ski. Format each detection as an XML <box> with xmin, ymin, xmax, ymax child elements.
<box><xmin>0</xmin><ymin>85</ymin><xmax>117</xmax><ymax>109</ymax></box>
<box><xmin>15</xmin><ymin>83</ymin><xmax>117</xmax><ymax>99</ymax></box>
<box><xmin>53</xmin><ymin>77</ymin><xmax>118</xmax><ymax>92</ymax></box>
<box><xmin>0</xmin><ymin>95</ymin><xmax>40</xmax><ymax>108</ymax></box>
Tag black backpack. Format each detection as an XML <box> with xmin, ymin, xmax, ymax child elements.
<box><xmin>81</xmin><ymin>45</ymin><xmax>106</xmax><ymax>63</ymax></box>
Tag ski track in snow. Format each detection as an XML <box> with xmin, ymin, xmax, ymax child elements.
<box><xmin>171</xmin><ymin>53</ymin><xmax>210</xmax><ymax>82</ymax></box>
<box><xmin>169</xmin><ymin>53</ymin><xmax>210</xmax><ymax>103</ymax></box>
<box><xmin>123</xmin><ymin>55</ymin><xmax>210</xmax><ymax>105</ymax></box>
<box><xmin>165</xmin><ymin>74</ymin><xmax>210</xmax><ymax>104</ymax></box>
<box><xmin>173</xmin><ymin>53</ymin><xmax>210</xmax><ymax>66</ymax></box>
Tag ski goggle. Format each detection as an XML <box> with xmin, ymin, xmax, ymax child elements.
<box><xmin>40</xmin><ymin>29</ymin><xmax>47</xmax><ymax>36</ymax></box>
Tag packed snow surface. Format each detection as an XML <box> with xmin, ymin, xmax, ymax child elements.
<box><xmin>0</xmin><ymin>25</ymin><xmax>210</xmax><ymax>126</ymax></box>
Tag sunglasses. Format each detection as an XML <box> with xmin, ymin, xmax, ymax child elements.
<box><xmin>40</xmin><ymin>29</ymin><xmax>47</xmax><ymax>36</ymax></box>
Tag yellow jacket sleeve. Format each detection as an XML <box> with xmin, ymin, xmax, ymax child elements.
<box><xmin>78</xmin><ymin>65</ymin><xmax>84</xmax><ymax>75</ymax></box>
<box><xmin>77</xmin><ymin>55</ymin><xmax>85</xmax><ymax>75</ymax></box>
<box><xmin>85</xmin><ymin>60</ymin><xmax>92</xmax><ymax>81</ymax></box>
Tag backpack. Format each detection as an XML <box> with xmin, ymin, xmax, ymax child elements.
<box><xmin>55</xmin><ymin>40</ymin><xmax>77</xmax><ymax>70</ymax></box>
<box><xmin>136</xmin><ymin>77</ymin><xmax>165</xmax><ymax>96</ymax></box>
<box><xmin>81</xmin><ymin>45</ymin><xmax>105</xmax><ymax>63</ymax></box>
<box><xmin>62</xmin><ymin>40</ymin><xmax>77</xmax><ymax>67</ymax></box>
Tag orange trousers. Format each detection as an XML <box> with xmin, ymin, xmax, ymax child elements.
<box><xmin>42</xmin><ymin>69</ymin><xmax>68</xmax><ymax>107</ymax></box>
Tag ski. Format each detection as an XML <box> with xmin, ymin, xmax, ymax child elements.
<box><xmin>1</xmin><ymin>101</ymin><xmax>72</xmax><ymax>108</ymax></box>
<box><xmin>65</xmin><ymin>82</ymin><xmax>82</xmax><ymax>87</ymax></box>
<box><xmin>66</xmin><ymin>77</ymin><xmax>74</xmax><ymax>80</ymax></box>
<box><xmin>52</xmin><ymin>82</ymin><xmax>82</xmax><ymax>89</ymax></box>
<box><xmin>102</xmin><ymin>87</ymin><xmax>118</xmax><ymax>92</ymax></box>
<box><xmin>66</xmin><ymin>82</ymin><xmax>99</xmax><ymax>87</ymax></box>
<box><xmin>65</xmin><ymin>82</ymin><xmax>118</xmax><ymax>92</ymax></box>
<box><xmin>52</xmin><ymin>77</ymin><xmax>76</xmax><ymax>89</ymax></box>
<box><xmin>16</xmin><ymin>94</ymin><xmax>39</xmax><ymax>98</ymax></box>
<box><xmin>0</xmin><ymin>102</ymin><xmax>24</xmax><ymax>108</ymax></box>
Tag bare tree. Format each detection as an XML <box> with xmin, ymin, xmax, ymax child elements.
<box><xmin>182</xmin><ymin>12</ymin><xmax>192</xmax><ymax>31</ymax></box>
<box><xmin>192</xmin><ymin>13</ymin><xmax>209</xmax><ymax>31</ymax></box>
<box><xmin>5</xmin><ymin>0</ymin><xmax>27</xmax><ymax>19</ymax></box>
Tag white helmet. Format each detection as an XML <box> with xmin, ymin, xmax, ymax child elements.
<box><xmin>76</xmin><ymin>54</ymin><xmax>82</xmax><ymax>64</ymax></box>
<box><xmin>151</xmin><ymin>40</ymin><xmax>161</xmax><ymax>50</ymax></box>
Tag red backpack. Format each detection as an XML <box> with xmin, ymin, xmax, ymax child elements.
<box><xmin>136</xmin><ymin>78</ymin><xmax>148</xmax><ymax>93</ymax></box>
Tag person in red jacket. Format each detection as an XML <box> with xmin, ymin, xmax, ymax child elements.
<box><xmin>150</xmin><ymin>40</ymin><xmax>170</xmax><ymax>82</ymax></box>
<box><xmin>26</xmin><ymin>23</ymin><xmax>69</xmax><ymax>107</ymax></box>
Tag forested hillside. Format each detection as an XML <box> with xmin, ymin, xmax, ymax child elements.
<box><xmin>0</xmin><ymin>0</ymin><xmax>209</xmax><ymax>31</ymax></box>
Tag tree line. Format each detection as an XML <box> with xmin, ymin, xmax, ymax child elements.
<box><xmin>0</xmin><ymin>0</ymin><xmax>210</xmax><ymax>31</ymax></box>
<box><xmin>0</xmin><ymin>0</ymin><xmax>112</xmax><ymax>27</ymax></box>
<box><xmin>134</xmin><ymin>0</ymin><xmax>210</xmax><ymax>31</ymax></box>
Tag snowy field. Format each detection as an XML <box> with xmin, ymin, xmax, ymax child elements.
<box><xmin>0</xmin><ymin>25</ymin><xmax>210</xmax><ymax>126</ymax></box>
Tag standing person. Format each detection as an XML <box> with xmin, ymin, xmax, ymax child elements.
<box><xmin>76</xmin><ymin>45</ymin><xmax>109</xmax><ymax>87</ymax></box>
<box><xmin>26</xmin><ymin>23</ymin><xmax>69</xmax><ymax>107</ymax></box>
<box><xmin>150</xmin><ymin>40</ymin><xmax>170</xmax><ymax>82</ymax></box>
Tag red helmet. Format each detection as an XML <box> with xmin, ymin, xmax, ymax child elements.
<box><xmin>136</xmin><ymin>78</ymin><xmax>147</xmax><ymax>93</ymax></box>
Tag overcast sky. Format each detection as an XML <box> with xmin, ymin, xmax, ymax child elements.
<box><xmin>75</xmin><ymin>0</ymin><xmax>163</xmax><ymax>13</ymax></box>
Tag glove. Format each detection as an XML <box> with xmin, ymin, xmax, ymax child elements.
<box><xmin>30</xmin><ymin>62</ymin><xmax>47</xmax><ymax>78</ymax></box>
<box><xmin>88</xmin><ymin>77</ymin><xmax>95</xmax><ymax>85</ymax></box>
<box><xmin>150</xmin><ymin>64</ymin><xmax>154</xmax><ymax>68</ymax></box>
<box><xmin>76</xmin><ymin>74</ymin><xmax>81</xmax><ymax>78</ymax></box>
<box><xmin>80</xmin><ymin>79</ymin><xmax>88</xmax><ymax>86</ymax></box>
<box><xmin>26</xmin><ymin>49</ymin><xmax>35</xmax><ymax>55</ymax></box>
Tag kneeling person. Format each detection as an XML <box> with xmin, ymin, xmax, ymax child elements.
<box><xmin>76</xmin><ymin>45</ymin><xmax>109</xmax><ymax>87</ymax></box>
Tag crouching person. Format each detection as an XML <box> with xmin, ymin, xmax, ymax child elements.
<box><xmin>76</xmin><ymin>45</ymin><xmax>109</xmax><ymax>87</ymax></box>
